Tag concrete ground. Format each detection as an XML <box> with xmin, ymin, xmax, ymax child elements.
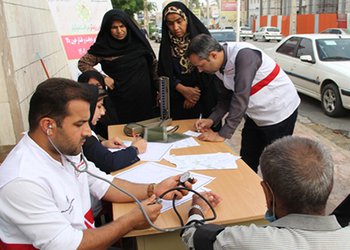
<box><xmin>226</xmin><ymin>115</ymin><xmax>350</xmax><ymax>214</ymax></box>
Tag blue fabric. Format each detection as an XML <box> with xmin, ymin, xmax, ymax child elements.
<box><xmin>83</xmin><ymin>136</ymin><xmax>139</xmax><ymax>174</ymax></box>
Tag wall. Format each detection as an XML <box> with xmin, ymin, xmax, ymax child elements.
<box><xmin>0</xmin><ymin>0</ymin><xmax>70</xmax><ymax>146</ymax></box>
<box><xmin>254</xmin><ymin>13</ymin><xmax>344</xmax><ymax>37</ymax></box>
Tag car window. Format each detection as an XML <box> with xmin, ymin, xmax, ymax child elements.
<box><xmin>316</xmin><ymin>38</ymin><xmax>350</xmax><ymax>61</ymax></box>
<box><xmin>267</xmin><ymin>27</ymin><xmax>279</xmax><ymax>32</ymax></box>
<box><xmin>211</xmin><ymin>31</ymin><xmax>236</xmax><ymax>42</ymax></box>
<box><xmin>276</xmin><ymin>37</ymin><xmax>300</xmax><ymax>56</ymax></box>
<box><xmin>296</xmin><ymin>38</ymin><xmax>313</xmax><ymax>58</ymax></box>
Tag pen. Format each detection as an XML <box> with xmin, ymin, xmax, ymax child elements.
<box><xmin>197</xmin><ymin>113</ymin><xmax>202</xmax><ymax>132</ymax></box>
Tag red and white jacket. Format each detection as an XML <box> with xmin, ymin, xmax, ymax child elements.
<box><xmin>215</xmin><ymin>42</ymin><xmax>300</xmax><ymax>127</ymax></box>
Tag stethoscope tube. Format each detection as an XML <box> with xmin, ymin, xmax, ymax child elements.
<box><xmin>48</xmin><ymin>135</ymin><xmax>216</xmax><ymax>232</ymax></box>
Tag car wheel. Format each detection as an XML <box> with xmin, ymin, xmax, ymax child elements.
<box><xmin>263</xmin><ymin>36</ymin><xmax>267</xmax><ymax>42</ymax></box>
<box><xmin>253</xmin><ymin>36</ymin><xmax>257</xmax><ymax>41</ymax></box>
<box><xmin>321</xmin><ymin>83</ymin><xmax>345</xmax><ymax>117</ymax></box>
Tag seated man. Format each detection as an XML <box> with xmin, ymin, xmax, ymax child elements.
<box><xmin>0</xmin><ymin>78</ymin><xmax>193</xmax><ymax>249</ymax></box>
<box><xmin>181</xmin><ymin>136</ymin><xmax>350</xmax><ymax>249</ymax></box>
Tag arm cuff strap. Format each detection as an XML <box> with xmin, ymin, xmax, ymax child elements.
<box><xmin>193</xmin><ymin>224</ymin><xmax>225</xmax><ymax>250</ymax></box>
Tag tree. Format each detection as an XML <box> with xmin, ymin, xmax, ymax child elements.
<box><xmin>111</xmin><ymin>0</ymin><xmax>156</xmax><ymax>16</ymax></box>
<box><xmin>189</xmin><ymin>0</ymin><xmax>201</xmax><ymax>9</ymax></box>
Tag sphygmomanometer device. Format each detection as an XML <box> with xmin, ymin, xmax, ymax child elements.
<box><xmin>179</xmin><ymin>171</ymin><xmax>195</xmax><ymax>186</ymax></box>
<box><xmin>123</xmin><ymin>76</ymin><xmax>172</xmax><ymax>137</ymax></box>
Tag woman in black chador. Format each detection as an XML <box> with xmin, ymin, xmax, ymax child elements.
<box><xmin>158</xmin><ymin>1</ymin><xmax>220</xmax><ymax>120</ymax></box>
<box><xmin>79</xmin><ymin>9</ymin><xmax>159</xmax><ymax>124</ymax></box>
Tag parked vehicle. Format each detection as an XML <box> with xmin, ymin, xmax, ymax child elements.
<box><xmin>150</xmin><ymin>27</ymin><xmax>161</xmax><ymax>42</ymax></box>
<box><xmin>320</xmin><ymin>28</ymin><xmax>350</xmax><ymax>35</ymax></box>
<box><xmin>253</xmin><ymin>26</ymin><xmax>282</xmax><ymax>42</ymax></box>
<box><xmin>209</xmin><ymin>29</ymin><xmax>237</xmax><ymax>42</ymax></box>
<box><xmin>239</xmin><ymin>26</ymin><xmax>253</xmax><ymax>40</ymax></box>
<box><xmin>265</xmin><ymin>34</ymin><xmax>350</xmax><ymax>117</ymax></box>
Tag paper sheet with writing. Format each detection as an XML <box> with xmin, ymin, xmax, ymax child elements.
<box><xmin>164</xmin><ymin>152</ymin><xmax>240</xmax><ymax>170</ymax></box>
<box><xmin>114</xmin><ymin>162</ymin><xmax>215</xmax><ymax>212</ymax></box>
<box><xmin>183</xmin><ymin>130</ymin><xmax>201</xmax><ymax>137</ymax></box>
<box><xmin>170</xmin><ymin>137</ymin><xmax>200</xmax><ymax>149</ymax></box>
<box><xmin>109</xmin><ymin>137</ymin><xmax>199</xmax><ymax>161</ymax></box>
<box><xmin>109</xmin><ymin>141</ymin><xmax>173</xmax><ymax>161</ymax></box>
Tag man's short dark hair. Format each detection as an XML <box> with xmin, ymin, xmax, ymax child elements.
<box><xmin>186</xmin><ymin>34</ymin><xmax>223</xmax><ymax>59</ymax></box>
<box><xmin>260</xmin><ymin>136</ymin><xmax>334</xmax><ymax>214</ymax></box>
<box><xmin>28</xmin><ymin>78</ymin><xmax>92</xmax><ymax>131</ymax></box>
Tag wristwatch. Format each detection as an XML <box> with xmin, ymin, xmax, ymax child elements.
<box><xmin>189</xmin><ymin>204</ymin><xmax>204</xmax><ymax>217</ymax></box>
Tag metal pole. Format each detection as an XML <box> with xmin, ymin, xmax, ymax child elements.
<box><xmin>207</xmin><ymin>0</ymin><xmax>210</xmax><ymax>28</ymax></box>
<box><xmin>144</xmin><ymin>0</ymin><xmax>149</xmax><ymax>34</ymax></box>
<box><xmin>290</xmin><ymin>0</ymin><xmax>297</xmax><ymax>35</ymax></box>
<box><xmin>236</xmin><ymin>0</ymin><xmax>241</xmax><ymax>42</ymax></box>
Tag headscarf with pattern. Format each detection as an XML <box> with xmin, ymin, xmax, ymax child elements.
<box><xmin>164</xmin><ymin>5</ymin><xmax>191</xmax><ymax>73</ymax></box>
<box><xmin>158</xmin><ymin>2</ymin><xmax>210</xmax><ymax>83</ymax></box>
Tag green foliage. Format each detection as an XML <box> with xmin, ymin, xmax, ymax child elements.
<box><xmin>111</xmin><ymin>0</ymin><xmax>156</xmax><ymax>16</ymax></box>
<box><xmin>189</xmin><ymin>0</ymin><xmax>201</xmax><ymax>9</ymax></box>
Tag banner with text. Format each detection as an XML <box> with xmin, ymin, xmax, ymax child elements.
<box><xmin>48</xmin><ymin>0</ymin><xmax>112</xmax><ymax>78</ymax></box>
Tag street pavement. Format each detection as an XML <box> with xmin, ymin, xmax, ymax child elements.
<box><xmin>226</xmin><ymin>114</ymin><xmax>350</xmax><ymax>214</ymax></box>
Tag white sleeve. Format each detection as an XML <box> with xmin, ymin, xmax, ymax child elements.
<box><xmin>86</xmin><ymin>160</ymin><xmax>114</xmax><ymax>200</ymax></box>
<box><xmin>0</xmin><ymin>179</ymin><xmax>83</xmax><ymax>250</ymax></box>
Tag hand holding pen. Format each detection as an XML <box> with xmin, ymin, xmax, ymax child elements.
<box><xmin>195</xmin><ymin>114</ymin><xmax>214</xmax><ymax>133</ymax></box>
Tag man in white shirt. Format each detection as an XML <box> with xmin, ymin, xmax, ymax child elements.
<box><xmin>187</xmin><ymin>34</ymin><xmax>300</xmax><ymax>172</ymax></box>
<box><xmin>0</xmin><ymin>78</ymin><xmax>193</xmax><ymax>249</ymax></box>
<box><xmin>181</xmin><ymin>136</ymin><xmax>350</xmax><ymax>249</ymax></box>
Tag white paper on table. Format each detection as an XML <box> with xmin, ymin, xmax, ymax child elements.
<box><xmin>114</xmin><ymin>162</ymin><xmax>215</xmax><ymax>212</ymax></box>
<box><xmin>170</xmin><ymin>137</ymin><xmax>200</xmax><ymax>149</ymax></box>
<box><xmin>164</xmin><ymin>152</ymin><xmax>240</xmax><ymax>170</ymax></box>
<box><xmin>108</xmin><ymin>141</ymin><xmax>132</xmax><ymax>152</ymax></box>
<box><xmin>109</xmin><ymin>141</ymin><xmax>173</xmax><ymax>161</ymax></box>
<box><xmin>183</xmin><ymin>130</ymin><xmax>201</xmax><ymax>137</ymax></box>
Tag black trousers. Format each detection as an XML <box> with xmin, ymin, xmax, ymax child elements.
<box><xmin>240</xmin><ymin>109</ymin><xmax>298</xmax><ymax>172</ymax></box>
<box><xmin>331</xmin><ymin>194</ymin><xmax>350</xmax><ymax>227</ymax></box>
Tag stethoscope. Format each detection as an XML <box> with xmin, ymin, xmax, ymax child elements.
<box><xmin>48</xmin><ymin>135</ymin><xmax>216</xmax><ymax>232</ymax></box>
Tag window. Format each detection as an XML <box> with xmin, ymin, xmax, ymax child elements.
<box><xmin>296</xmin><ymin>38</ymin><xmax>313</xmax><ymax>58</ymax></box>
<box><xmin>267</xmin><ymin>27</ymin><xmax>280</xmax><ymax>32</ymax></box>
<box><xmin>317</xmin><ymin>38</ymin><xmax>350</xmax><ymax>60</ymax></box>
<box><xmin>276</xmin><ymin>37</ymin><xmax>300</xmax><ymax>57</ymax></box>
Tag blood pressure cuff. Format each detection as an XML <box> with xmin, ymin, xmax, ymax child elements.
<box><xmin>193</xmin><ymin>224</ymin><xmax>225</xmax><ymax>250</ymax></box>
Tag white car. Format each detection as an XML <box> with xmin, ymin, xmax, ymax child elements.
<box><xmin>210</xmin><ymin>29</ymin><xmax>237</xmax><ymax>42</ymax></box>
<box><xmin>320</xmin><ymin>28</ymin><xmax>350</xmax><ymax>35</ymax></box>
<box><xmin>253</xmin><ymin>26</ymin><xmax>282</xmax><ymax>42</ymax></box>
<box><xmin>265</xmin><ymin>34</ymin><xmax>350</xmax><ymax>117</ymax></box>
<box><xmin>240</xmin><ymin>26</ymin><xmax>253</xmax><ymax>40</ymax></box>
<box><xmin>150</xmin><ymin>27</ymin><xmax>161</xmax><ymax>42</ymax></box>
